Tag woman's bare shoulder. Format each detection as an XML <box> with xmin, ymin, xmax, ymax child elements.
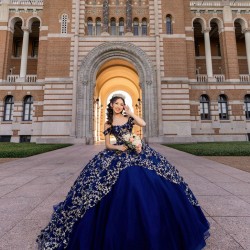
<box><xmin>104</xmin><ymin>122</ymin><xmax>111</xmax><ymax>130</ymax></box>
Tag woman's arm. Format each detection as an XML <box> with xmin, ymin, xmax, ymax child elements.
<box><xmin>124</xmin><ymin>105</ymin><xmax>146</xmax><ymax>127</ymax></box>
<box><xmin>104</xmin><ymin>123</ymin><xmax>127</xmax><ymax>151</ymax></box>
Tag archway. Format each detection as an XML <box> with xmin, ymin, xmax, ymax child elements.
<box><xmin>93</xmin><ymin>59</ymin><xmax>142</xmax><ymax>142</ymax></box>
<box><xmin>77</xmin><ymin>42</ymin><xmax>157</xmax><ymax>144</ymax></box>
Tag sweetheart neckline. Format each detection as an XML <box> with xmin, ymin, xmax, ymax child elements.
<box><xmin>112</xmin><ymin>119</ymin><xmax>129</xmax><ymax>127</ymax></box>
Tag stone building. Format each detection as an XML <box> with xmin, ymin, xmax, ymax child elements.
<box><xmin>0</xmin><ymin>0</ymin><xmax>250</xmax><ymax>144</ymax></box>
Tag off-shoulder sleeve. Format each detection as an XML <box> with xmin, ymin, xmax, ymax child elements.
<box><xmin>128</xmin><ymin>116</ymin><xmax>135</xmax><ymax>125</ymax></box>
<box><xmin>103</xmin><ymin>127</ymin><xmax>111</xmax><ymax>136</ymax></box>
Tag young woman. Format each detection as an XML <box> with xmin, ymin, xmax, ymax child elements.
<box><xmin>37</xmin><ymin>95</ymin><xmax>210</xmax><ymax>250</ymax></box>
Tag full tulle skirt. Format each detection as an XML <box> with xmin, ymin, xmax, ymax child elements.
<box><xmin>66</xmin><ymin>166</ymin><xmax>209</xmax><ymax>250</ymax></box>
<box><xmin>37</xmin><ymin>142</ymin><xmax>210</xmax><ymax>250</ymax></box>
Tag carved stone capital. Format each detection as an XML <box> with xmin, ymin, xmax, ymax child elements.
<box><xmin>21</xmin><ymin>26</ymin><xmax>31</xmax><ymax>33</ymax></box>
<box><xmin>242</xmin><ymin>28</ymin><xmax>250</xmax><ymax>34</ymax></box>
<box><xmin>202</xmin><ymin>28</ymin><xmax>211</xmax><ymax>34</ymax></box>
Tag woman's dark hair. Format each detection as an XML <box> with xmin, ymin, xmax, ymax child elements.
<box><xmin>106</xmin><ymin>96</ymin><xmax>126</xmax><ymax>125</ymax></box>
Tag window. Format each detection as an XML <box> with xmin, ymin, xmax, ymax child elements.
<box><xmin>61</xmin><ymin>14</ymin><xmax>68</xmax><ymax>34</ymax></box>
<box><xmin>245</xmin><ymin>94</ymin><xmax>250</xmax><ymax>120</ymax></box>
<box><xmin>195</xmin><ymin>39</ymin><xmax>200</xmax><ymax>57</ymax></box>
<box><xmin>200</xmin><ymin>95</ymin><xmax>210</xmax><ymax>120</ymax></box>
<box><xmin>166</xmin><ymin>15</ymin><xmax>173</xmax><ymax>34</ymax></box>
<box><xmin>216</xmin><ymin>42</ymin><xmax>221</xmax><ymax>56</ymax></box>
<box><xmin>23</xmin><ymin>96</ymin><xmax>33</xmax><ymax>121</ymax></box>
<box><xmin>20</xmin><ymin>135</ymin><xmax>31</xmax><ymax>143</ymax></box>
<box><xmin>3</xmin><ymin>96</ymin><xmax>14</xmax><ymax>121</ymax></box>
<box><xmin>0</xmin><ymin>136</ymin><xmax>11</xmax><ymax>142</ymax></box>
<box><xmin>31</xmin><ymin>40</ymin><xmax>39</xmax><ymax>57</ymax></box>
<box><xmin>218</xmin><ymin>95</ymin><xmax>229</xmax><ymax>120</ymax></box>
<box><xmin>87</xmin><ymin>18</ymin><xmax>93</xmax><ymax>35</ymax></box>
<box><xmin>13</xmin><ymin>39</ymin><xmax>22</xmax><ymax>57</ymax></box>
<box><xmin>119</xmin><ymin>18</ymin><xmax>124</xmax><ymax>36</ymax></box>
<box><xmin>96</xmin><ymin>18</ymin><xmax>101</xmax><ymax>36</ymax></box>
<box><xmin>110</xmin><ymin>18</ymin><xmax>116</xmax><ymax>36</ymax></box>
<box><xmin>133</xmin><ymin>18</ymin><xmax>139</xmax><ymax>36</ymax></box>
<box><xmin>142</xmin><ymin>18</ymin><xmax>147</xmax><ymax>36</ymax></box>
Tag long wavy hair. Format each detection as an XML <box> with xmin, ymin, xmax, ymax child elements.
<box><xmin>106</xmin><ymin>96</ymin><xmax>126</xmax><ymax>125</ymax></box>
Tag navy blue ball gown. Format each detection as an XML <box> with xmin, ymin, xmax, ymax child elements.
<box><xmin>37</xmin><ymin>117</ymin><xmax>210</xmax><ymax>250</ymax></box>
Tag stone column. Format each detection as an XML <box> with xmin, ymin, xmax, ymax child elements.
<box><xmin>19</xmin><ymin>27</ymin><xmax>30</xmax><ymax>82</ymax></box>
<box><xmin>221</xmin><ymin>3</ymin><xmax>240</xmax><ymax>81</ymax></box>
<box><xmin>103</xmin><ymin>0</ymin><xmax>109</xmax><ymax>33</ymax></box>
<box><xmin>126</xmin><ymin>0</ymin><xmax>132</xmax><ymax>33</ymax></box>
<box><xmin>203</xmin><ymin>28</ymin><xmax>213</xmax><ymax>79</ymax></box>
<box><xmin>244</xmin><ymin>29</ymin><xmax>250</xmax><ymax>75</ymax></box>
<box><xmin>71</xmin><ymin>0</ymin><xmax>80</xmax><ymax>138</ymax></box>
<box><xmin>0</xmin><ymin>0</ymin><xmax>11</xmax><ymax>81</ymax></box>
<box><xmin>153</xmin><ymin>0</ymin><xmax>163</xmax><ymax>135</ymax></box>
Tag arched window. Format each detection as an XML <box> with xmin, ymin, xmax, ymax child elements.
<box><xmin>110</xmin><ymin>18</ymin><xmax>116</xmax><ymax>36</ymax></box>
<box><xmin>61</xmin><ymin>14</ymin><xmax>68</xmax><ymax>34</ymax></box>
<box><xmin>245</xmin><ymin>94</ymin><xmax>250</xmax><ymax>120</ymax></box>
<box><xmin>133</xmin><ymin>18</ymin><xmax>139</xmax><ymax>36</ymax></box>
<box><xmin>23</xmin><ymin>96</ymin><xmax>33</xmax><ymax>121</ymax></box>
<box><xmin>200</xmin><ymin>95</ymin><xmax>210</xmax><ymax>120</ymax></box>
<box><xmin>218</xmin><ymin>95</ymin><xmax>229</xmax><ymax>120</ymax></box>
<box><xmin>166</xmin><ymin>15</ymin><xmax>173</xmax><ymax>34</ymax></box>
<box><xmin>87</xmin><ymin>18</ymin><xmax>93</xmax><ymax>35</ymax></box>
<box><xmin>96</xmin><ymin>18</ymin><xmax>101</xmax><ymax>36</ymax></box>
<box><xmin>3</xmin><ymin>96</ymin><xmax>14</xmax><ymax>121</ymax></box>
<box><xmin>142</xmin><ymin>18</ymin><xmax>147</xmax><ymax>36</ymax></box>
<box><xmin>119</xmin><ymin>18</ymin><xmax>124</xmax><ymax>36</ymax></box>
<box><xmin>195</xmin><ymin>39</ymin><xmax>200</xmax><ymax>57</ymax></box>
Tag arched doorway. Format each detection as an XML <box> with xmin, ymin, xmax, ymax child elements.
<box><xmin>93</xmin><ymin>59</ymin><xmax>142</xmax><ymax>142</ymax></box>
<box><xmin>76</xmin><ymin>42</ymin><xmax>157</xmax><ymax>144</ymax></box>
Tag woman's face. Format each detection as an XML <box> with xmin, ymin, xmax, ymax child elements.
<box><xmin>111</xmin><ymin>98</ymin><xmax>125</xmax><ymax>114</ymax></box>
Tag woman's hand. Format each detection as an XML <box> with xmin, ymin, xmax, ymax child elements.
<box><xmin>124</xmin><ymin>105</ymin><xmax>133</xmax><ymax>116</ymax></box>
<box><xmin>135</xmin><ymin>145</ymin><xmax>142</xmax><ymax>154</ymax></box>
<box><xmin>117</xmin><ymin>145</ymin><xmax>128</xmax><ymax>152</ymax></box>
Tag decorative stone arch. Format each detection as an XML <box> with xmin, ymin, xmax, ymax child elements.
<box><xmin>8</xmin><ymin>16</ymin><xmax>24</xmax><ymax>32</ymax></box>
<box><xmin>26</xmin><ymin>16</ymin><xmax>42</xmax><ymax>30</ymax></box>
<box><xmin>234</xmin><ymin>17</ymin><xmax>248</xmax><ymax>31</ymax></box>
<box><xmin>192</xmin><ymin>17</ymin><xmax>207</xmax><ymax>31</ymax></box>
<box><xmin>77</xmin><ymin>41</ymin><xmax>157</xmax><ymax>144</ymax></box>
<box><xmin>209</xmin><ymin>17</ymin><xmax>224</xmax><ymax>32</ymax></box>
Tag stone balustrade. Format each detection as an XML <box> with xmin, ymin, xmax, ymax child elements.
<box><xmin>240</xmin><ymin>74</ymin><xmax>250</xmax><ymax>82</ymax></box>
<box><xmin>0</xmin><ymin>0</ymin><xmax>43</xmax><ymax>5</ymax></box>
<box><xmin>196</xmin><ymin>74</ymin><xmax>208</xmax><ymax>82</ymax></box>
<box><xmin>190</xmin><ymin>0</ymin><xmax>250</xmax><ymax>7</ymax></box>
<box><xmin>196</xmin><ymin>74</ymin><xmax>250</xmax><ymax>82</ymax></box>
<box><xmin>214</xmin><ymin>74</ymin><xmax>225</xmax><ymax>82</ymax></box>
<box><xmin>7</xmin><ymin>74</ymin><xmax>37</xmax><ymax>82</ymax></box>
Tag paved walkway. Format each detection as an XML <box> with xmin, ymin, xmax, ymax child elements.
<box><xmin>0</xmin><ymin>144</ymin><xmax>249</xmax><ymax>250</ymax></box>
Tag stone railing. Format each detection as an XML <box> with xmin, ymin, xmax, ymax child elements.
<box><xmin>190</xmin><ymin>1</ymin><xmax>250</xmax><ymax>7</ymax></box>
<box><xmin>7</xmin><ymin>74</ymin><xmax>19</xmax><ymax>82</ymax></box>
<box><xmin>240</xmin><ymin>74</ymin><xmax>250</xmax><ymax>82</ymax></box>
<box><xmin>196</xmin><ymin>74</ymin><xmax>208</xmax><ymax>82</ymax></box>
<box><xmin>214</xmin><ymin>74</ymin><xmax>225</xmax><ymax>82</ymax></box>
<box><xmin>7</xmin><ymin>74</ymin><xmax>37</xmax><ymax>82</ymax></box>
<box><xmin>9</xmin><ymin>0</ymin><xmax>43</xmax><ymax>5</ymax></box>
<box><xmin>190</xmin><ymin>1</ymin><xmax>222</xmax><ymax>7</ymax></box>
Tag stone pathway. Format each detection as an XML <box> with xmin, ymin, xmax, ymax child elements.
<box><xmin>203</xmin><ymin>156</ymin><xmax>250</xmax><ymax>173</ymax></box>
<box><xmin>0</xmin><ymin>144</ymin><xmax>249</xmax><ymax>250</ymax></box>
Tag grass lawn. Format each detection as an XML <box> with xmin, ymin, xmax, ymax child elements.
<box><xmin>164</xmin><ymin>141</ymin><xmax>250</xmax><ymax>156</ymax></box>
<box><xmin>0</xmin><ymin>143</ymin><xmax>72</xmax><ymax>158</ymax></box>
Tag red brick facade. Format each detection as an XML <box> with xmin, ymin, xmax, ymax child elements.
<box><xmin>0</xmin><ymin>0</ymin><xmax>250</xmax><ymax>143</ymax></box>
